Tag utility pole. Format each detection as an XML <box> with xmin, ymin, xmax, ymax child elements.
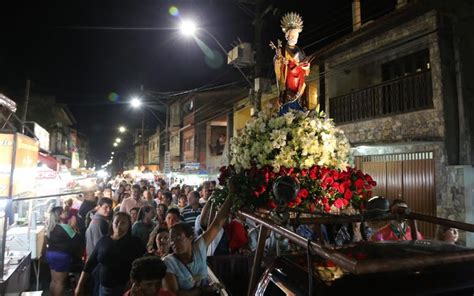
<box><xmin>140</xmin><ymin>84</ymin><xmax>145</xmax><ymax>168</ymax></box>
<box><xmin>165</xmin><ymin>101</ymin><xmax>169</xmax><ymax>153</ymax></box>
<box><xmin>141</xmin><ymin>111</ymin><xmax>145</xmax><ymax>168</ymax></box>
<box><xmin>253</xmin><ymin>0</ymin><xmax>264</xmax><ymax>114</ymax></box>
<box><xmin>164</xmin><ymin>101</ymin><xmax>170</xmax><ymax>174</ymax></box>
<box><xmin>21</xmin><ymin>79</ymin><xmax>30</xmax><ymax>134</ymax></box>
<box><xmin>243</xmin><ymin>0</ymin><xmax>272</xmax><ymax>115</ymax></box>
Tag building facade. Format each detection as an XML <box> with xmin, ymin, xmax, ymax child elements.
<box><xmin>165</xmin><ymin>88</ymin><xmax>246</xmax><ymax>174</ymax></box>
<box><xmin>313</xmin><ymin>0</ymin><xmax>474</xmax><ymax>242</ymax></box>
<box><xmin>148</xmin><ymin>128</ymin><xmax>160</xmax><ymax>167</ymax></box>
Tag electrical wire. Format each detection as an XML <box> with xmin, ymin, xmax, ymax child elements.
<box><xmin>302</xmin><ymin>6</ymin><xmax>398</xmax><ymax>51</ymax></box>
<box><xmin>57</xmin><ymin>3</ymin><xmax>398</xmax><ymax>106</ymax></box>
<box><xmin>307</xmin><ymin>28</ymin><xmax>439</xmax><ymax>82</ymax></box>
<box><xmin>188</xmin><ymin>12</ymin><xmax>439</xmax><ymax>126</ymax></box>
<box><xmin>140</xmin><ymin>0</ymin><xmax>392</xmax><ymax>103</ymax></box>
<box><xmin>264</xmin><ymin>3</ymin><xmax>404</xmax><ymax>86</ymax></box>
<box><xmin>146</xmin><ymin>75</ymin><xmax>246</xmax><ymax>99</ymax></box>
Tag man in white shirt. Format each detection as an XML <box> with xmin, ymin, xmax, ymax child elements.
<box><xmin>120</xmin><ymin>184</ymin><xmax>147</xmax><ymax>214</ymax></box>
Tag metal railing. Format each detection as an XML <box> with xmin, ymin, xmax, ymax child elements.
<box><xmin>329</xmin><ymin>70</ymin><xmax>433</xmax><ymax>123</ymax></box>
<box><xmin>242</xmin><ymin>207</ymin><xmax>474</xmax><ymax>295</ymax></box>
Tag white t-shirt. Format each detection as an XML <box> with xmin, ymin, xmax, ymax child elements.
<box><xmin>163</xmin><ymin>237</ymin><xmax>208</xmax><ymax>290</ymax></box>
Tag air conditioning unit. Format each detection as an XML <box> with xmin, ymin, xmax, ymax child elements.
<box><xmin>254</xmin><ymin>77</ymin><xmax>272</xmax><ymax>93</ymax></box>
<box><xmin>227</xmin><ymin>42</ymin><xmax>255</xmax><ymax>68</ymax></box>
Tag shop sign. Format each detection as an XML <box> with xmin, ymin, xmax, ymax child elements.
<box><xmin>71</xmin><ymin>151</ymin><xmax>80</xmax><ymax>169</ymax></box>
<box><xmin>25</xmin><ymin>122</ymin><xmax>50</xmax><ymax>151</ymax></box>
<box><xmin>0</xmin><ymin>133</ymin><xmax>14</xmax><ymax>197</ymax></box>
<box><xmin>0</xmin><ymin>133</ymin><xmax>39</xmax><ymax>198</ymax></box>
<box><xmin>164</xmin><ymin>151</ymin><xmax>171</xmax><ymax>174</ymax></box>
<box><xmin>36</xmin><ymin>167</ymin><xmax>58</xmax><ymax>180</ymax></box>
<box><xmin>33</xmin><ymin>122</ymin><xmax>49</xmax><ymax>151</ymax></box>
<box><xmin>184</xmin><ymin>162</ymin><xmax>200</xmax><ymax>170</ymax></box>
<box><xmin>12</xmin><ymin>133</ymin><xmax>39</xmax><ymax>196</ymax></box>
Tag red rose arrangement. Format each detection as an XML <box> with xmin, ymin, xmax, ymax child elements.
<box><xmin>214</xmin><ymin>163</ymin><xmax>376</xmax><ymax>214</ymax></box>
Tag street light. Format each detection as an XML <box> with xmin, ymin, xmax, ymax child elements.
<box><xmin>129</xmin><ymin>97</ymin><xmax>147</xmax><ymax>167</ymax></box>
<box><xmin>113</xmin><ymin>142</ymin><xmax>118</xmax><ymax>147</ymax></box>
<box><xmin>129</xmin><ymin>97</ymin><xmax>166</xmax><ymax>167</ymax></box>
<box><xmin>131</xmin><ymin>97</ymin><xmax>142</xmax><ymax>108</ymax></box>
<box><xmin>180</xmin><ymin>20</ymin><xmax>197</xmax><ymax>36</ymax></box>
<box><xmin>111</xmin><ymin>152</ymin><xmax>114</xmax><ymax>155</ymax></box>
<box><xmin>179</xmin><ymin>19</ymin><xmax>253</xmax><ymax>88</ymax></box>
<box><xmin>115</xmin><ymin>138</ymin><xmax>122</xmax><ymax>143</ymax></box>
<box><xmin>118</xmin><ymin>126</ymin><xmax>126</xmax><ymax>133</ymax></box>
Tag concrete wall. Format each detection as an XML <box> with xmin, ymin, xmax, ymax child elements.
<box><xmin>444</xmin><ymin>165</ymin><xmax>474</xmax><ymax>246</ymax></box>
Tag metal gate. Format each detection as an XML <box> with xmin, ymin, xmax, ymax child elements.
<box><xmin>355</xmin><ymin>152</ymin><xmax>436</xmax><ymax>238</ymax></box>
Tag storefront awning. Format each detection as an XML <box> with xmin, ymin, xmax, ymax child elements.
<box><xmin>39</xmin><ymin>152</ymin><xmax>59</xmax><ymax>171</ymax></box>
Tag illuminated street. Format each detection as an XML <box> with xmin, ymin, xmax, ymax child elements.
<box><xmin>1</xmin><ymin>0</ymin><xmax>474</xmax><ymax>295</ymax></box>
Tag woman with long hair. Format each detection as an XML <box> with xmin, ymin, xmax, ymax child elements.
<box><xmin>45</xmin><ymin>206</ymin><xmax>83</xmax><ymax>296</ymax></box>
<box><xmin>75</xmin><ymin>212</ymin><xmax>146</xmax><ymax>296</ymax></box>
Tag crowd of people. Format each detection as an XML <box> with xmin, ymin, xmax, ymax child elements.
<box><xmin>42</xmin><ymin>175</ymin><xmax>461</xmax><ymax>296</ymax></box>
<box><xmin>294</xmin><ymin>198</ymin><xmax>460</xmax><ymax>247</ymax></box>
<box><xmin>43</xmin><ymin>176</ymin><xmax>250</xmax><ymax>296</ymax></box>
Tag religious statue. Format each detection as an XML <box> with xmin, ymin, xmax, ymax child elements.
<box><xmin>270</xmin><ymin>12</ymin><xmax>313</xmax><ymax>115</ymax></box>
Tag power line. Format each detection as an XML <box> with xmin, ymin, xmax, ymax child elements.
<box><xmin>146</xmin><ymin>67</ymin><xmax>235</xmax><ymax>96</ymax></box>
<box><xmin>56</xmin><ymin>25</ymin><xmax>175</xmax><ymax>31</ymax></box>
<box><xmin>308</xmin><ymin>29</ymin><xmax>439</xmax><ymax>82</ymax></box>
<box><xmin>262</xmin><ymin>4</ymin><xmax>401</xmax><ymax>87</ymax></box>
<box><xmin>302</xmin><ymin>6</ymin><xmax>396</xmax><ymax>51</ymax></box>
<box><xmin>147</xmin><ymin>80</ymin><xmax>246</xmax><ymax>99</ymax></box>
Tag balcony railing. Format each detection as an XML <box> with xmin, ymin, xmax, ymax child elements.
<box><xmin>329</xmin><ymin>70</ymin><xmax>433</xmax><ymax>124</ymax></box>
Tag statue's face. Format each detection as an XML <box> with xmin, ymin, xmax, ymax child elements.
<box><xmin>285</xmin><ymin>29</ymin><xmax>300</xmax><ymax>46</ymax></box>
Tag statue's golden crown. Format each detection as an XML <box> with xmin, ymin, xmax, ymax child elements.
<box><xmin>281</xmin><ymin>12</ymin><xmax>303</xmax><ymax>33</ymax></box>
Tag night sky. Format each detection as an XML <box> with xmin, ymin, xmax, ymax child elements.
<box><xmin>0</xmin><ymin>0</ymin><xmax>395</xmax><ymax>165</ymax></box>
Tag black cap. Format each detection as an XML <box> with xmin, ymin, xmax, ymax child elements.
<box><xmin>365</xmin><ymin>196</ymin><xmax>390</xmax><ymax>218</ymax></box>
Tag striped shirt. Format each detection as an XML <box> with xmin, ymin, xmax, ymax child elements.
<box><xmin>181</xmin><ymin>205</ymin><xmax>203</xmax><ymax>228</ymax></box>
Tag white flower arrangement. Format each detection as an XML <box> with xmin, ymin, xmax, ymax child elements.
<box><xmin>230</xmin><ymin>109</ymin><xmax>351</xmax><ymax>172</ymax></box>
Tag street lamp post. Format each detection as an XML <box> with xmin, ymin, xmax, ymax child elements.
<box><xmin>140</xmin><ymin>110</ymin><xmax>145</xmax><ymax>168</ymax></box>
<box><xmin>179</xmin><ymin>20</ymin><xmax>256</xmax><ymax>163</ymax></box>
<box><xmin>130</xmin><ymin>95</ymin><xmax>146</xmax><ymax>167</ymax></box>
<box><xmin>115</xmin><ymin>126</ymin><xmax>135</xmax><ymax>170</ymax></box>
<box><xmin>179</xmin><ymin>20</ymin><xmax>253</xmax><ymax>89</ymax></box>
<box><xmin>130</xmin><ymin>97</ymin><xmax>166</xmax><ymax>168</ymax></box>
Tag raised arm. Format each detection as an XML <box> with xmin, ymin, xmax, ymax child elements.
<box><xmin>199</xmin><ymin>193</ymin><xmax>215</xmax><ymax>230</ymax></box>
<box><xmin>202</xmin><ymin>179</ymin><xmax>235</xmax><ymax>246</ymax></box>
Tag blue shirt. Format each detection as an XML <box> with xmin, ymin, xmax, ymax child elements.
<box><xmin>163</xmin><ymin>237</ymin><xmax>208</xmax><ymax>290</ymax></box>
